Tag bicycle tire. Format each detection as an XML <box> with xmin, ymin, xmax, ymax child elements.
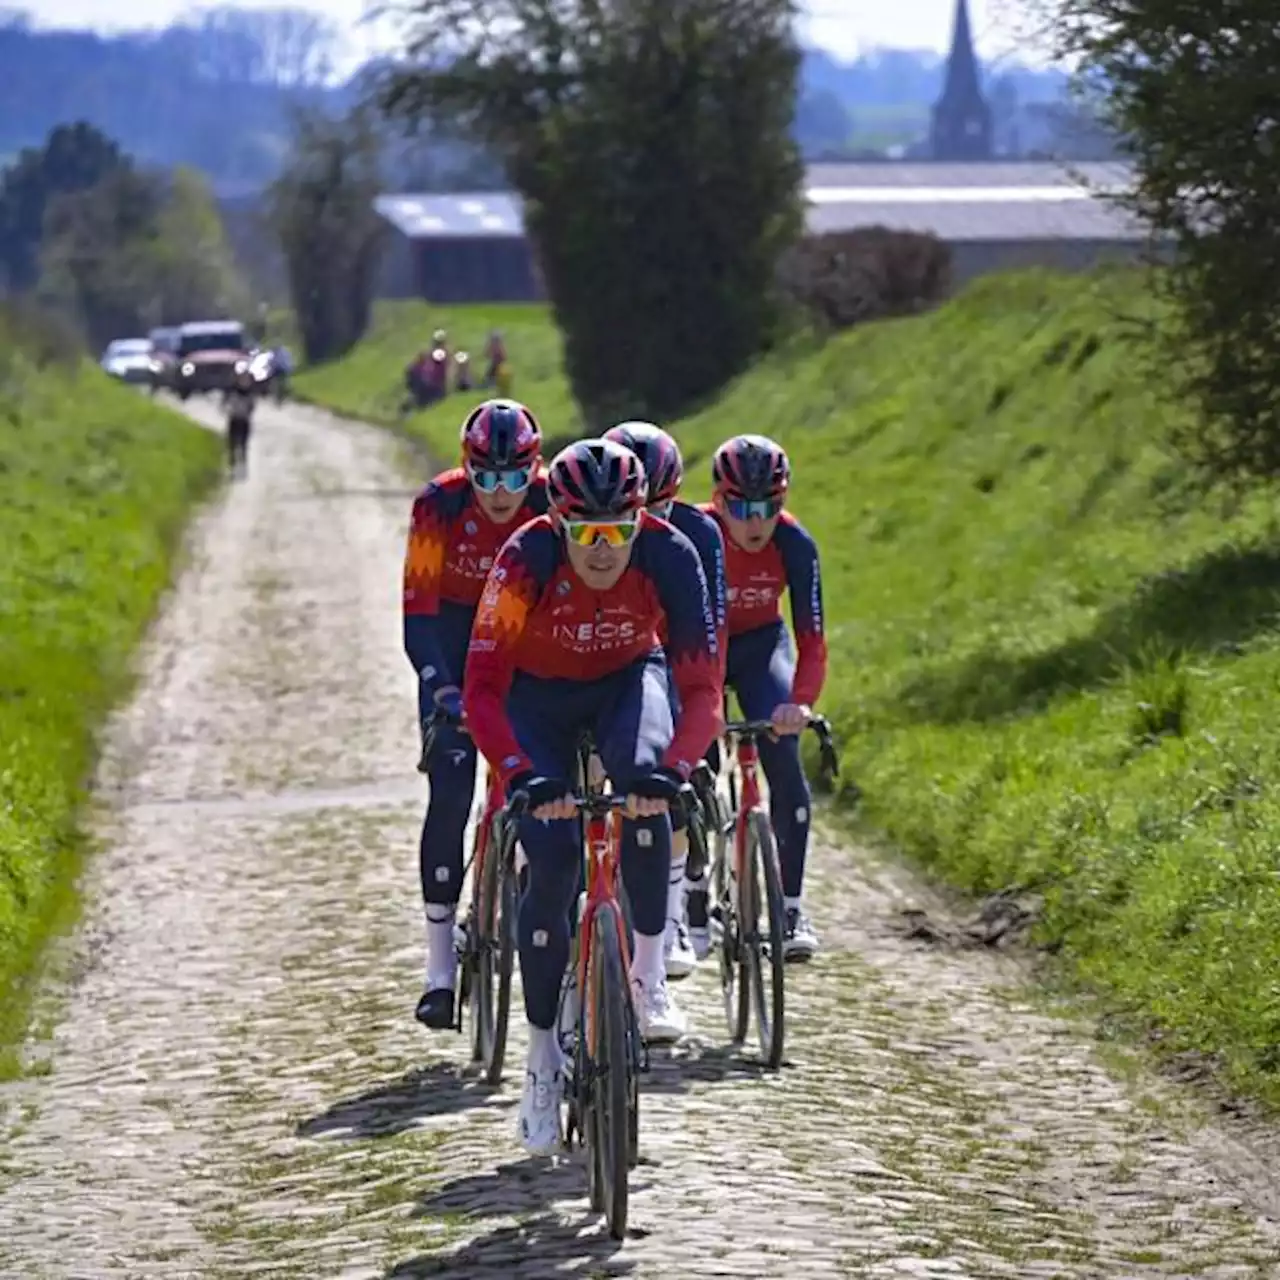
<box><xmin>746</xmin><ymin>811</ymin><xmax>786</xmax><ymax>1068</ymax></box>
<box><xmin>471</xmin><ymin>816</ymin><xmax>516</xmax><ymax>1085</ymax></box>
<box><xmin>586</xmin><ymin>902</ymin><xmax>631</xmax><ymax>1240</ymax></box>
<box><xmin>713</xmin><ymin>826</ymin><xmax>744</xmax><ymax>1041</ymax></box>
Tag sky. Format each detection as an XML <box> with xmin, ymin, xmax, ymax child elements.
<box><xmin>26</xmin><ymin>0</ymin><xmax>1051</xmax><ymax>69</ymax></box>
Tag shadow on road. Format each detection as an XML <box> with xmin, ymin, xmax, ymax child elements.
<box><xmin>388</xmin><ymin>1208</ymin><xmax>635</xmax><ymax>1278</ymax></box>
<box><xmin>296</xmin><ymin>1061</ymin><xmax>511</xmax><ymax>1139</ymax></box>
<box><xmin>411</xmin><ymin>1154</ymin><xmax>599</xmax><ymax>1223</ymax></box>
<box><xmin>643</xmin><ymin>1038</ymin><xmax>796</xmax><ymax>1092</ymax></box>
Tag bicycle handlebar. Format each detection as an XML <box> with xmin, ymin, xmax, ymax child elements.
<box><xmin>507</xmin><ymin>790</ymin><xmax>632</xmax><ymax>818</ymax></box>
<box><xmin>721</xmin><ymin>713</ymin><xmax>840</xmax><ymax>782</ymax></box>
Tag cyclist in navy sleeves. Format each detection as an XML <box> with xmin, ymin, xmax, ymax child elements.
<box><xmin>402</xmin><ymin>399</ymin><xmax>546</xmax><ymax>1029</ymax></box>
<box><xmin>701</xmin><ymin>434</ymin><xmax>827</xmax><ymax>960</ymax></box>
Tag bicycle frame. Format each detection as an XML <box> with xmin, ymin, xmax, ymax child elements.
<box><xmin>576</xmin><ymin>787</ymin><xmax>632</xmax><ymax>1058</ymax></box>
<box><xmin>728</xmin><ymin>737</ymin><xmax>764</xmax><ymax>887</ymax></box>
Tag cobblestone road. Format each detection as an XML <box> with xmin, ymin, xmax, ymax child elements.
<box><xmin>1</xmin><ymin>400</ymin><xmax>1279</xmax><ymax>1278</ymax></box>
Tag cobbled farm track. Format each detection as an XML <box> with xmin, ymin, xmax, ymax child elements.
<box><xmin>2</xmin><ymin>399</ymin><xmax>1280</xmax><ymax>1279</ymax></box>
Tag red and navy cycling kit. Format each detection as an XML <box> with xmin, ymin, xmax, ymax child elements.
<box><xmin>463</xmin><ymin>512</ymin><xmax>721</xmax><ymax>1030</ymax></box>
<box><xmin>402</xmin><ymin>467</ymin><xmax>548</xmax><ymax>906</ymax></box>
<box><xmin>702</xmin><ymin>505</ymin><xmax>828</xmax><ymax>900</ymax></box>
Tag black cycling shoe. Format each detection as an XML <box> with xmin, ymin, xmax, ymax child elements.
<box><xmin>415</xmin><ymin>986</ymin><xmax>455</xmax><ymax>1030</ymax></box>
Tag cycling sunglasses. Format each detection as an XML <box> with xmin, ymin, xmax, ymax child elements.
<box><xmin>726</xmin><ymin>496</ymin><xmax>783</xmax><ymax>521</ymax></box>
<box><xmin>468</xmin><ymin>463</ymin><xmax>532</xmax><ymax>494</ymax></box>
<box><xmin>563</xmin><ymin>518</ymin><xmax>641</xmax><ymax>548</ymax></box>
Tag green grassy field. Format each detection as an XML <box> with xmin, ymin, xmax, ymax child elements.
<box><xmin>301</xmin><ymin>267</ymin><xmax>1280</xmax><ymax>1106</ymax></box>
<box><xmin>293</xmin><ymin>300</ymin><xmax>583</xmax><ymax>460</ymax></box>
<box><xmin>0</xmin><ymin>336</ymin><xmax>222</xmax><ymax>1069</ymax></box>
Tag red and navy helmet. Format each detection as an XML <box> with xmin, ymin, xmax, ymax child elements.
<box><xmin>602</xmin><ymin>421</ymin><xmax>683</xmax><ymax>505</ymax></box>
<box><xmin>547</xmin><ymin>439</ymin><xmax>647</xmax><ymax>520</ymax></box>
<box><xmin>711</xmin><ymin>434</ymin><xmax>790</xmax><ymax>502</ymax></box>
<box><xmin>459</xmin><ymin>399</ymin><xmax>542</xmax><ymax>469</ymax></box>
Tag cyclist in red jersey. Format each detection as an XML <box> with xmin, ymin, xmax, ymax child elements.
<box><xmin>464</xmin><ymin>438</ymin><xmax>722</xmax><ymax>1155</ymax></box>
<box><xmin>702</xmin><ymin>434</ymin><xmax>828</xmax><ymax>960</ymax></box>
<box><xmin>402</xmin><ymin>399</ymin><xmax>547</xmax><ymax>1030</ymax></box>
<box><xmin>603</xmin><ymin>421</ymin><xmax>728</xmax><ymax>976</ymax></box>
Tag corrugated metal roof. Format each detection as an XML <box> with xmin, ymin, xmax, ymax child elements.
<box><xmin>804</xmin><ymin>161</ymin><xmax>1132</xmax><ymax>190</ymax></box>
<box><xmin>377</xmin><ymin>163</ymin><xmax>1149</xmax><ymax>244</ymax></box>
<box><xmin>375</xmin><ymin>192</ymin><xmax>524</xmax><ymax>239</ymax></box>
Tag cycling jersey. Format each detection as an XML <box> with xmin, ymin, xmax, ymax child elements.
<box><xmin>403</xmin><ymin>468</ymin><xmax>548</xmax><ymax>697</ymax></box>
<box><xmin>702</xmin><ymin>506</ymin><xmax>827</xmax><ymax>707</ymax></box>
<box><xmin>464</xmin><ymin>511</ymin><xmax>722</xmax><ymax>785</ymax></box>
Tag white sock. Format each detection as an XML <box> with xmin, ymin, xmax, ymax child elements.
<box><xmin>631</xmin><ymin>931</ymin><xmax>665</xmax><ymax>985</ymax></box>
<box><xmin>666</xmin><ymin>851</ymin><xmax>687</xmax><ymax>926</ymax></box>
<box><xmin>424</xmin><ymin>904</ymin><xmax>456</xmax><ymax>990</ymax></box>
<box><xmin>527</xmin><ymin>1024</ymin><xmax>562</xmax><ymax>1075</ymax></box>
<box><xmin>784</xmin><ymin>895</ymin><xmax>802</xmax><ymax>913</ymax></box>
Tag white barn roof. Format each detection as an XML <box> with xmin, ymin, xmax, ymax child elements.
<box><xmin>376</xmin><ymin>163</ymin><xmax>1147</xmax><ymax>244</ymax></box>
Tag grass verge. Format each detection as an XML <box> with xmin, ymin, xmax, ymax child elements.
<box><xmin>0</xmin><ymin>338</ymin><xmax>222</xmax><ymax>1071</ymax></box>
<box><xmin>292</xmin><ymin>300</ymin><xmax>583</xmax><ymax>462</ymax></box>
<box><xmin>298</xmin><ymin>266</ymin><xmax>1280</xmax><ymax>1108</ymax></box>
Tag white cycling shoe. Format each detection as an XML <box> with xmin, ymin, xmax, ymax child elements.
<box><xmin>518</xmin><ymin>1061</ymin><xmax>565</xmax><ymax>1157</ymax></box>
<box><xmin>663</xmin><ymin>916</ymin><xmax>698</xmax><ymax>980</ymax></box>
<box><xmin>631</xmin><ymin>974</ymin><xmax>687</xmax><ymax>1044</ymax></box>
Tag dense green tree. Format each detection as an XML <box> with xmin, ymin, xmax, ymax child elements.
<box><xmin>1053</xmin><ymin>0</ymin><xmax>1280</xmax><ymax>482</ymax></box>
<box><xmin>37</xmin><ymin>158</ymin><xmax>249</xmax><ymax>345</ymax></box>
<box><xmin>382</xmin><ymin>0</ymin><xmax>805</xmax><ymax>422</ymax></box>
<box><xmin>0</xmin><ymin>121</ymin><xmax>125</xmax><ymax>290</ymax></box>
<box><xmin>266</xmin><ymin>107</ymin><xmax>386</xmax><ymax>363</ymax></box>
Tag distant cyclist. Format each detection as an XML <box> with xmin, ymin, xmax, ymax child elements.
<box><xmin>702</xmin><ymin>434</ymin><xmax>827</xmax><ymax>960</ymax></box>
<box><xmin>463</xmin><ymin>438</ymin><xmax>722</xmax><ymax>1156</ymax></box>
<box><xmin>402</xmin><ymin>399</ymin><xmax>547</xmax><ymax>1030</ymax></box>
<box><xmin>603</xmin><ymin>421</ymin><xmax>727</xmax><ymax>974</ymax></box>
<box><xmin>222</xmin><ymin>365</ymin><xmax>257</xmax><ymax>478</ymax></box>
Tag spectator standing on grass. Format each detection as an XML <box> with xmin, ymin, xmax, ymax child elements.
<box><xmin>484</xmin><ymin>330</ymin><xmax>507</xmax><ymax>387</ymax></box>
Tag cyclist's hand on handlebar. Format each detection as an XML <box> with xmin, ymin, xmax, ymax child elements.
<box><xmin>625</xmin><ymin>766</ymin><xmax>684</xmax><ymax>818</ymax></box>
<box><xmin>771</xmin><ymin>702</ymin><xmax>810</xmax><ymax>736</ymax></box>
<box><xmin>508</xmin><ymin>771</ymin><xmax>575</xmax><ymax>821</ymax></box>
<box><xmin>432</xmin><ymin>686</ymin><xmax>468</xmax><ymax>733</ymax></box>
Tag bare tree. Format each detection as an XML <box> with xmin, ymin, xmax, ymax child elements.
<box><xmin>182</xmin><ymin>5</ymin><xmax>341</xmax><ymax>86</ymax></box>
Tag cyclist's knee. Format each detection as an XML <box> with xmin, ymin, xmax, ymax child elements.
<box><xmin>518</xmin><ymin>825</ymin><xmax>579</xmax><ymax>922</ymax></box>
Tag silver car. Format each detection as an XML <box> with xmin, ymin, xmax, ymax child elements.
<box><xmin>101</xmin><ymin>338</ymin><xmax>154</xmax><ymax>384</ymax></box>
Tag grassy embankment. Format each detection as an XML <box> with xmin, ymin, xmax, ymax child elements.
<box><xmin>292</xmin><ymin>302</ymin><xmax>582</xmax><ymax>458</ymax></box>
<box><xmin>0</xmin><ymin>323</ymin><xmax>222</xmax><ymax>1069</ymax></box>
<box><xmin>300</xmin><ymin>267</ymin><xmax>1280</xmax><ymax>1108</ymax></box>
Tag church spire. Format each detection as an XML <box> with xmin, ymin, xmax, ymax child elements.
<box><xmin>929</xmin><ymin>0</ymin><xmax>994</xmax><ymax>160</ymax></box>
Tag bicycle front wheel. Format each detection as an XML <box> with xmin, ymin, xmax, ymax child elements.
<box><xmin>744</xmin><ymin>811</ymin><xmax>786</xmax><ymax>1069</ymax></box>
<box><xmin>585</xmin><ymin>901</ymin><xmax>632</xmax><ymax>1240</ymax></box>
<box><xmin>471</xmin><ymin>817</ymin><xmax>516</xmax><ymax>1085</ymax></box>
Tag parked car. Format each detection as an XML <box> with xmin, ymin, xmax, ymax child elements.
<box><xmin>146</xmin><ymin>326</ymin><xmax>180</xmax><ymax>393</ymax></box>
<box><xmin>100</xmin><ymin>337</ymin><xmax>154</xmax><ymax>384</ymax></box>
<box><xmin>171</xmin><ymin>319</ymin><xmax>250</xmax><ymax>399</ymax></box>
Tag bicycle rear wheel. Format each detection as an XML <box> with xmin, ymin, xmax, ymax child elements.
<box><xmin>585</xmin><ymin>902</ymin><xmax>631</xmax><ymax>1240</ymax></box>
<box><xmin>745</xmin><ymin>811</ymin><xmax>786</xmax><ymax>1068</ymax></box>
<box><xmin>471</xmin><ymin>818</ymin><xmax>516</xmax><ymax>1085</ymax></box>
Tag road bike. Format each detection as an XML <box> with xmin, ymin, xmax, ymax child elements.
<box><xmin>709</xmin><ymin>715</ymin><xmax>838</xmax><ymax>1068</ymax></box>
<box><xmin>510</xmin><ymin>744</ymin><xmax>644</xmax><ymax>1241</ymax></box>
<box><xmin>419</xmin><ymin>707</ymin><xmax>517</xmax><ymax>1085</ymax></box>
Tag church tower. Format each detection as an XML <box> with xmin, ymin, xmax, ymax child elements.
<box><xmin>929</xmin><ymin>0</ymin><xmax>994</xmax><ymax>161</ymax></box>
